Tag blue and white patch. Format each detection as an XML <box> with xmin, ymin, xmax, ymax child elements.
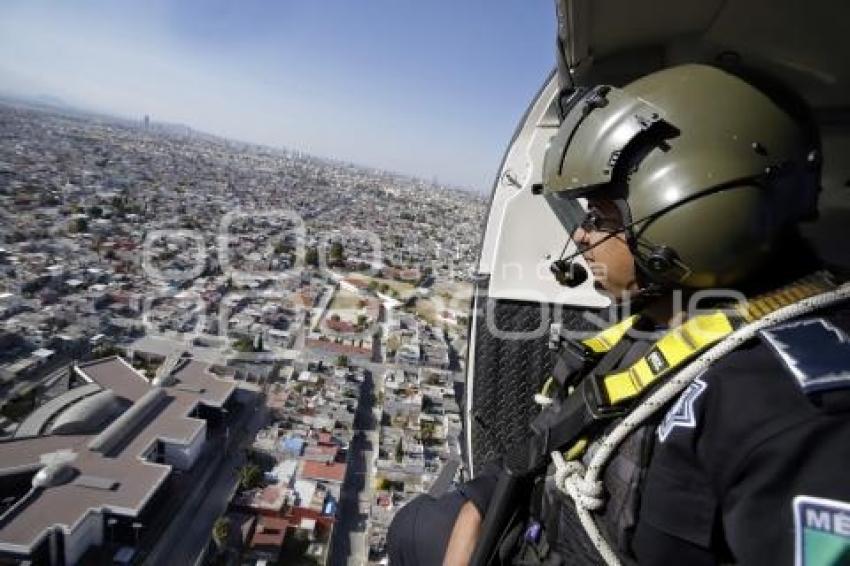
<box><xmin>657</xmin><ymin>377</ymin><xmax>707</xmax><ymax>443</ymax></box>
<box><xmin>760</xmin><ymin>318</ymin><xmax>850</xmax><ymax>395</ymax></box>
<box><xmin>793</xmin><ymin>495</ymin><xmax>850</xmax><ymax>566</ymax></box>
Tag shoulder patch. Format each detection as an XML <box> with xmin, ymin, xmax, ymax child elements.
<box><xmin>794</xmin><ymin>495</ymin><xmax>850</xmax><ymax>566</ymax></box>
<box><xmin>760</xmin><ymin>318</ymin><xmax>850</xmax><ymax>394</ymax></box>
<box><xmin>657</xmin><ymin>377</ymin><xmax>707</xmax><ymax>443</ymax></box>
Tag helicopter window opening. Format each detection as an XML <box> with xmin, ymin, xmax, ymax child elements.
<box><xmin>544</xmin><ymin>192</ymin><xmax>586</xmax><ymax>238</ymax></box>
<box><xmin>545</xmin><ymin>192</ymin><xmax>590</xmax><ymax>262</ymax></box>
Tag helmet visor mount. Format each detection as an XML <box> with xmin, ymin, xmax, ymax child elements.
<box><xmin>542</xmin><ymin>84</ymin><xmax>667</xmax><ymax>198</ymax></box>
<box><xmin>543</xmin><ymin>84</ymin><xmax>703</xmax><ymax>286</ymax></box>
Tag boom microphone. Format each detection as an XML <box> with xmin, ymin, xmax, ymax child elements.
<box><xmin>550</xmin><ymin>258</ymin><xmax>588</xmax><ymax>287</ymax></box>
<box><xmin>549</xmin><ymin>226</ymin><xmax>625</xmax><ymax>288</ymax></box>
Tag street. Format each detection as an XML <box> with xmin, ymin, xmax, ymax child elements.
<box><xmin>142</xmin><ymin>396</ymin><xmax>268</xmax><ymax>566</ymax></box>
<box><xmin>329</xmin><ymin>369</ymin><xmax>378</xmax><ymax>566</ymax></box>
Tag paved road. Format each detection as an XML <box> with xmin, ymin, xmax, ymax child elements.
<box><xmin>40</xmin><ymin>362</ymin><xmax>72</xmax><ymax>393</ymax></box>
<box><xmin>302</xmin><ymin>346</ymin><xmax>388</xmax><ymax>378</ymax></box>
<box><xmin>428</xmin><ymin>458</ymin><xmax>459</xmax><ymax>498</ymax></box>
<box><xmin>4</xmin><ymin>356</ymin><xmax>72</xmax><ymax>402</ymax></box>
<box><xmin>329</xmin><ymin>370</ymin><xmax>377</xmax><ymax>566</ymax></box>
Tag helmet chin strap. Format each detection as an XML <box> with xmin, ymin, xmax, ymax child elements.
<box><xmin>617</xmin><ymin>236</ymin><xmax>681</xmax><ymax>313</ymax></box>
<box><xmin>632</xmin><ymin>273</ymin><xmax>671</xmax><ymax>304</ymax></box>
<box><xmin>606</xmin><ymin>277</ymin><xmax>668</xmax><ymax>314</ymax></box>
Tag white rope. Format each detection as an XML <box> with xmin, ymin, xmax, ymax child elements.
<box><xmin>534</xmin><ymin>377</ymin><xmax>557</xmax><ymax>407</ymax></box>
<box><xmin>553</xmin><ymin>284</ymin><xmax>850</xmax><ymax>566</ymax></box>
<box><xmin>533</xmin><ymin>393</ymin><xmax>554</xmax><ymax>407</ymax></box>
<box><xmin>550</xmin><ymin>451</ymin><xmax>621</xmax><ymax>565</ymax></box>
<box><xmin>551</xmin><ymin>451</ymin><xmax>603</xmax><ymax>510</ymax></box>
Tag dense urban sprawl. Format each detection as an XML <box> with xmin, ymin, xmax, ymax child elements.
<box><xmin>0</xmin><ymin>100</ymin><xmax>487</xmax><ymax>565</ymax></box>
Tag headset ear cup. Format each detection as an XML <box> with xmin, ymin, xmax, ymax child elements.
<box><xmin>646</xmin><ymin>246</ymin><xmax>677</xmax><ymax>274</ymax></box>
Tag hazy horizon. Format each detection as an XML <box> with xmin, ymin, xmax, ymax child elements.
<box><xmin>0</xmin><ymin>1</ymin><xmax>556</xmax><ymax>193</ymax></box>
<box><xmin>0</xmin><ymin>90</ymin><xmax>486</xmax><ymax>194</ymax></box>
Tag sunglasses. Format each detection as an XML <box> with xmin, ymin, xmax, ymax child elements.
<box><xmin>578</xmin><ymin>205</ymin><xmax>625</xmax><ymax>234</ymax></box>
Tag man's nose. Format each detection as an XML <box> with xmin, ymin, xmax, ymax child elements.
<box><xmin>572</xmin><ymin>225</ymin><xmax>590</xmax><ymax>246</ymax></box>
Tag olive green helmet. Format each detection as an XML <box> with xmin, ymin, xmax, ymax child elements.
<box><xmin>543</xmin><ymin>64</ymin><xmax>820</xmax><ymax>288</ymax></box>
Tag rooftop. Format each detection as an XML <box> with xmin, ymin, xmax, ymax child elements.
<box><xmin>301</xmin><ymin>460</ymin><xmax>347</xmax><ymax>484</ymax></box>
<box><xmin>0</xmin><ymin>355</ymin><xmax>236</xmax><ymax>555</ymax></box>
<box><xmin>250</xmin><ymin>516</ymin><xmax>289</xmax><ymax>549</ymax></box>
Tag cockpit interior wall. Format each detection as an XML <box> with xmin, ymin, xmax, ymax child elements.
<box><xmin>465</xmin><ymin>290</ymin><xmax>609</xmax><ymax>473</ymax></box>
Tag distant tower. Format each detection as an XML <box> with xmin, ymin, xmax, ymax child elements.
<box><xmin>143</xmin><ymin>115</ymin><xmax>150</xmax><ymax>130</ymax></box>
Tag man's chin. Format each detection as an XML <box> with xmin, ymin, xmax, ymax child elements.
<box><xmin>593</xmin><ymin>280</ymin><xmax>618</xmax><ymax>297</ymax></box>
<box><xmin>594</xmin><ymin>282</ymin><xmax>638</xmax><ymax>305</ymax></box>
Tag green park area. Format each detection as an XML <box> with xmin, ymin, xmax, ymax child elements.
<box><xmin>344</xmin><ymin>274</ymin><xmax>416</xmax><ymax>300</ymax></box>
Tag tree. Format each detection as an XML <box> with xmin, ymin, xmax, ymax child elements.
<box><xmin>238</xmin><ymin>463</ymin><xmax>263</xmax><ymax>490</ymax></box>
<box><xmin>70</xmin><ymin>218</ymin><xmax>88</xmax><ymax>233</ymax></box>
<box><xmin>95</xmin><ymin>344</ymin><xmax>122</xmax><ymax>358</ymax></box>
<box><xmin>367</xmin><ymin>280</ymin><xmax>379</xmax><ymax>293</ymax></box>
<box><xmin>395</xmin><ymin>437</ymin><xmax>404</xmax><ymax>463</ymax></box>
<box><xmin>335</xmin><ymin>354</ymin><xmax>349</xmax><ymax>367</ymax></box>
<box><xmin>212</xmin><ymin>516</ymin><xmax>230</xmax><ymax>550</ymax></box>
<box><xmin>387</xmin><ymin>336</ymin><xmax>400</xmax><ymax>356</ymax></box>
<box><xmin>329</xmin><ymin>242</ymin><xmax>345</xmax><ymax>266</ymax></box>
<box><xmin>421</xmin><ymin>421</ymin><xmax>436</xmax><ymax>441</ymax></box>
<box><xmin>305</xmin><ymin>247</ymin><xmax>319</xmax><ymax>267</ymax></box>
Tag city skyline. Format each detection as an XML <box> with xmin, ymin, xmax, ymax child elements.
<box><xmin>0</xmin><ymin>0</ymin><xmax>557</xmax><ymax>192</ymax></box>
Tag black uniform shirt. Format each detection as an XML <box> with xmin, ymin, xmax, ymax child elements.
<box><xmin>634</xmin><ymin>308</ymin><xmax>850</xmax><ymax>565</ymax></box>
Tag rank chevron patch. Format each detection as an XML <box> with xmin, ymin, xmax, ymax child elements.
<box><xmin>657</xmin><ymin>377</ymin><xmax>707</xmax><ymax>443</ymax></box>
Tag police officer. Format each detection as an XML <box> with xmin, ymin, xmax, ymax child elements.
<box><xmin>388</xmin><ymin>64</ymin><xmax>850</xmax><ymax>565</ymax></box>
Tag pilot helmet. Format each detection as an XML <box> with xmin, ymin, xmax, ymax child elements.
<box><xmin>542</xmin><ymin>64</ymin><xmax>821</xmax><ymax>288</ymax></box>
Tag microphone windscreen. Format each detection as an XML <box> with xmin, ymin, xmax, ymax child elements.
<box><xmin>563</xmin><ymin>262</ymin><xmax>588</xmax><ymax>287</ymax></box>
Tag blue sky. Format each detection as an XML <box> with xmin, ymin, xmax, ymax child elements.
<box><xmin>0</xmin><ymin>1</ymin><xmax>556</xmax><ymax>191</ymax></box>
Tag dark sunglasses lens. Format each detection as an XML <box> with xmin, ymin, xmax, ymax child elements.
<box><xmin>580</xmin><ymin>210</ymin><xmax>600</xmax><ymax>232</ymax></box>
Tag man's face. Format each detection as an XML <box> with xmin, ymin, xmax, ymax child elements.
<box><xmin>571</xmin><ymin>198</ymin><xmax>640</xmax><ymax>300</ymax></box>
